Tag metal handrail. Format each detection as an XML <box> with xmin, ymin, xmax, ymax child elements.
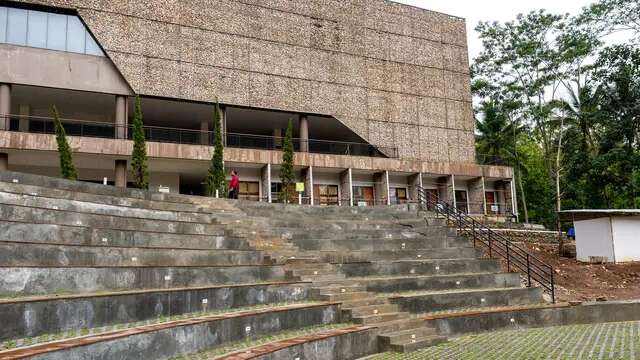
<box><xmin>416</xmin><ymin>187</ymin><xmax>555</xmax><ymax>303</ymax></box>
<box><xmin>1</xmin><ymin>114</ymin><xmax>398</xmax><ymax>158</ymax></box>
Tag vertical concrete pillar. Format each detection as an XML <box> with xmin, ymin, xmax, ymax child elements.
<box><xmin>200</xmin><ymin>118</ymin><xmax>209</xmax><ymax>145</ymax></box>
<box><xmin>115</xmin><ymin>160</ymin><xmax>127</xmax><ymax>188</ymax></box>
<box><xmin>18</xmin><ymin>104</ymin><xmax>31</xmax><ymax>132</ymax></box>
<box><xmin>438</xmin><ymin>175</ymin><xmax>455</xmax><ymax>205</ymax></box>
<box><xmin>374</xmin><ymin>171</ymin><xmax>390</xmax><ymax>205</ymax></box>
<box><xmin>299</xmin><ymin>115</ymin><xmax>309</xmax><ymax>152</ymax></box>
<box><xmin>0</xmin><ymin>153</ymin><xmax>8</xmax><ymax>171</ymax></box>
<box><xmin>0</xmin><ymin>83</ymin><xmax>11</xmax><ymax>131</ymax></box>
<box><xmin>115</xmin><ymin>95</ymin><xmax>128</xmax><ymax>139</ymax></box>
<box><xmin>302</xmin><ymin>166</ymin><xmax>313</xmax><ymax>205</ymax></box>
<box><xmin>340</xmin><ymin>168</ymin><xmax>353</xmax><ymax>206</ymax></box>
<box><xmin>261</xmin><ymin>163</ymin><xmax>271</xmax><ymax>203</ymax></box>
<box><xmin>408</xmin><ymin>172</ymin><xmax>423</xmax><ymax>202</ymax></box>
<box><xmin>220</xmin><ymin>105</ymin><xmax>227</xmax><ymax>146</ymax></box>
<box><xmin>511</xmin><ymin>178</ymin><xmax>519</xmax><ymax>222</ymax></box>
<box><xmin>468</xmin><ymin>176</ymin><xmax>486</xmax><ymax>215</ymax></box>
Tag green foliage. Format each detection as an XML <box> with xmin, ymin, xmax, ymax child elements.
<box><xmin>51</xmin><ymin>106</ymin><xmax>78</xmax><ymax>180</ymax></box>
<box><xmin>473</xmin><ymin>2</ymin><xmax>640</xmax><ymax>227</ymax></box>
<box><xmin>205</xmin><ymin>99</ymin><xmax>226</xmax><ymax>197</ymax></box>
<box><xmin>279</xmin><ymin>120</ymin><xmax>296</xmax><ymax>203</ymax></box>
<box><xmin>130</xmin><ymin>96</ymin><xmax>149</xmax><ymax>190</ymax></box>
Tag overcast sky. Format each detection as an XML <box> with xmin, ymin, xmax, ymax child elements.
<box><xmin>394</xmin><ymin>0</ymin><xmax>596</xmax><ymax>63</ymax></box>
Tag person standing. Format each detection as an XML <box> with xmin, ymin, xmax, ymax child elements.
<box><xmin>229</xmin><ymin>170</ymin><xmax>240</xmax><ymax>199</ymax></box>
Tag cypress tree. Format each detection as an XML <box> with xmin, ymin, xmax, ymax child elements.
<box><xmin>51</xmin><ymin>106</ymin><xmax>78</xmax><ymax>180</ymax></box>
<box><xmin>130</xmin><ymin>96</ymin><xmax>149</xmax><ymax>190</ymax></box>
<box><xmin>280</xmin><ymin>119</ymin><xmax>295</xmax><ymax>203</ymax></box>
<box><xmin>205</xmin><ymin>99</ymin><xmax>226</xmax><ymax>197</ymax></box>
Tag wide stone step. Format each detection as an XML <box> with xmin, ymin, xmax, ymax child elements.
<box><xmin>0</xmin><ymin>191</ymin><xmax>217</xmax><ymax>224</ymax></box>
<box><xmin>375</xmin><ymin>318</ymin><xmax>426</xmax><ymax>333</ymax></box>
<box><xmin>379</xmin><ymin>326</ymin><xmax>436</xmax><ymax>344</ymax></box>
<box><xmin>0</xmin><ymin>265</ymin><xmax>288</xmax><ymax>297</ymax></box>
<box><xmin>348</xmin><ymin>304</ymin><xmax>399</xmax><ymax>317</ymax></box>
<box><xmin>353</xmin><ymin>312</ymin><xmax>410</xmax><ymax>325</ymax></box>
<box><xmin>313</xmin><ymin>272</ymin><xmax>522</xmax><ymax>294</ymax></box>
<box><xmin>319</xmin><ymin>291</ymin><xmax>372</xmax><ymax>302</ymax></box>
<box><xmin>340</xmin><ymin>296</ymin><xmax>389</xmax><ymax>308</ymax></box>
<box><xmin>312</xmin><ymin>285</ymin><xmax>366</xmax><ymax>296</ymax></box>
<box><xmin>0</xmin><ymin>281</ymin><xmax>311</xmax><ymax>342</ymax></box>
<box><xmin>389</xmin><ymin>287</ymin><xmax>545</xmax><ymax>314</ymax></box>
<box><xmin>289</xmin><ymin>237</ymin><xmax>464</xmax><ymax>251</ymax></box>
<box><xmin>0</xmin><ymin>203</ymin><xmax>224</xmax><ymax>235</ymax></box>
<box><xmin>0</xmin><ymin>242</ymin><xmax>268</xmax><ymax>267</ymax></box>
<box><xmin>270</xmin><ymin>227</ymin><xmax>451</xmax><ymax>240</ymax></box>
<box><xmin>388</xmin><ymin>334</ymin><xmax>447</xmax><ymax>352</ymax></box>
<box><xmin>322</xmin><ymin>247</ymin><xmax>479</xmax><ymax>262</ymax></box>
<box><xmin>339</xmin><ymin>259</ymin><xmax>502</xmax><ymax>277</ymax></box>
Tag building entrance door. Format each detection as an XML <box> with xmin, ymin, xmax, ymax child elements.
<box><xmin>455</xmin><ymin>190</ymin><xmax>469</xmax><ymax>213</ymax></box>
<box><xmin>313</xmin><ymin>185</ymin><xmax>339</xmax><ymax>205</ymax></box>
<box><xmin>353</xmin><ymin>186</ymin><xmax>375</xmax><ymax>206</ymax></box>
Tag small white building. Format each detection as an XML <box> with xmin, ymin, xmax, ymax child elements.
<box><xmin>561</xmin><ymin>210</ymin><xmax>640</xmax><ymax>263</ymax></box>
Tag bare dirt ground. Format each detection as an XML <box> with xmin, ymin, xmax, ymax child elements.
<box><xmin>518</xmin><ymin>242</ymin><xmax>640</xmax><ymax>302</ymax></box>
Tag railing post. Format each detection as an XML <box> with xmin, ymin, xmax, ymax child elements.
<box><xmin>488</xmin><ymin>230</ymin><xmax>492</xmax><ymax>258</ymax></box>
<box><xmin>506</xmin><ymin>240</ymin><xmax>510</xmax><ymax>272</ymax></box>
<box><xmin>472</xmin><ymin>219</ymin><xmax>476</xmax><ymax>247</ymax></box>
<box><xmin>551</xmin><ymin>269</ymin><xmax>555</xmax><ymax>303</ymax></box>
<box><xmin>526</xmin><ymin>253</ymin><xmax>532</xmax><ymax>287</ymax></box>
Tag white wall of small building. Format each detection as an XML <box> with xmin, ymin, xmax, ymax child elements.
<box><xmin>575</xmin><ymin>217</ymin><xmax>615</xmax><ymax>262</ymax></box>
<box><xmin>611</xmin><ymin>216</ymin><xmax>640</xmax><ymax>263</ymax></box>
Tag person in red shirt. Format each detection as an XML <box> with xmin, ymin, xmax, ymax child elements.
<box><xmin>228</xmin><ymin>170</ymin><xmax>240</xmax><ymax>199</ymax></box>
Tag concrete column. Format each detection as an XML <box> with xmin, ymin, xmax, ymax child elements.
<box><xmin>0</xmin><ymin>153</ymin><xmax>8</xmax><ymax>171</ymax></box>
<box><xmin>302</xmin><ymin>166</ymin><xmax>313</xmax><ymax>205</ymax></box>
<box><xmin>273</xmin><ymin>128</ymin><xmax>282</xmax><ymax>149</ymax></box>
<box><xmin>220</xmin><ymin>105</ymin><xmax>227</xmax><ymax>146</ymax></box>
<box><xmin>261</xmin><ymin>163</ymin><xmax>271</xmax><ymax>203</ymax></box>
<box><xmin>408</xmin><ymin>173</ymin><xmax>423</xmax><ymax>202</ymax></box>
<box><xmin>200</xmin><ymin>118</ymin><xmax>209</xmax><ymax>145</ymax></box>
<box><xmin>115</xmin><ymin>95</ymin><xmax>128</xmax><ymax>139</ymax></box>
<box><xmin>340</xmin><ymin>168</ymin><xmax>353</xmax><ymax>206</ymax></box>
<box><xmin>438</xmin><ymin>175</ymin><xmax>455</xmax><ymax>205</ymax></box>
<box><xmin>468</xmin><ymin>176</ymin><xmax>486</xmax><ymax>215</ymax></box>
<box><xmin>115</xmin><ymin>160</ymin><xmax>127</xmax><ymax>188</ymax></box>
<box><xmin>299</xmin><ymin>115</ymin><xmax>309</xmax><ymax>152</ymax></box>
<box><xmin>18</xmin><ymin>104</ymin><xmax>31</xmax><ymax>132</ymax></box>
<box><xmin>0</xmin><ymin>83</ymin><xmax>11</xmax><ymax>131</ymax></box>
<box><xmin>374</xmin><ymin>171</ymin><xmax>390</xmax><ymax>205</ymax></box>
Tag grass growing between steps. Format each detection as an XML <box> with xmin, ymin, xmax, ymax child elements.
<box><xmin>368</xmin><ymin>320</ymin><xmax>640</xmax><ymax>359</ymax></box>
<box><xmin>0</xmin><ymin>301</ymin><xmax>316</xmax><ymax>351</ymax></box>
<box><xmin>169</xmin><ymin>322</ymin><xmax>356</xmax><ymax>360</ymax></box>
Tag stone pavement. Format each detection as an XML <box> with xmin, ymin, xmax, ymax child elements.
<box><xmin>368</xmin><ymin>320</ymin><xmax>640</xmax><ymax>359</ymax></box>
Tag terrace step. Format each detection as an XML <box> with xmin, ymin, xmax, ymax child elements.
<box><xmin>379</xmin><ymin>326</ymin><xmax>437</xmax><ymax>344</ymax></box>
<box><xmin>387</xmin><ymin>334</ymin><xmax>447</xmax><ymax>352</ymax></box>
<box><xmin>352</xmin><ymin>312</ymin><xmax>411</xmax><ymax>325</ymax></box>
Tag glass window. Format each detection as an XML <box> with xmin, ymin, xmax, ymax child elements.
<box><xmin>84</xmin><ymin>30</ymin><xmax>102</xmax><ymax>56</ymax></box>
<box><xmin>0</xmin><ymin>7</ymin><xmax>7</xmax><ymax>43</ymax></box>
<box><xmin>66</xmin><ymin>16</ymin><xmax>85</xmax><ymax>53</ymax></box>
<box><xmin>6</xmin><ymin>8</ymin><xmax>27</xmax><ymax>45</ymax></box>
<box><xmin>46</xmin><ymin>13</ymin><xmax>66</xmax><ymax>51</ymax></box>
<box><xmin>27</xmin><ymin>10</ymin><xmax>47</xmax><ymax>48</ymax></box>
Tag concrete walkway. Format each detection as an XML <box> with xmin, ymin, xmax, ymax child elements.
<box><xmin>368</xmin><ymin>320</ymin><xmax>640</xmax><ymax>359</ymax></box>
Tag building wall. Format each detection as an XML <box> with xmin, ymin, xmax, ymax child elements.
<box><xmin>575</xmin><ymin>217</ymin><xmax>615</xmax><ymax>263</ymax></box>
<box><xmin>16</xmin><ymin>0</ymin><xmax>474</xmax><ymax>163</ymax></box>
<box><xmin>611</xmin><ymin>216</ymin><xmax>640</xmax><ymax>263</ymax></box>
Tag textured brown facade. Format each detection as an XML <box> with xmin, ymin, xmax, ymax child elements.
<box><xmin>17</xmin><ymin>0</ymin><xmax>475</xmax><ymax>163</ymax></box>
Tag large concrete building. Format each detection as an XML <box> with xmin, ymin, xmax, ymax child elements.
<box><xmin>0</xmin><ymin>0</ymin><xmax>515</xmax><ymax>216</ymax></box>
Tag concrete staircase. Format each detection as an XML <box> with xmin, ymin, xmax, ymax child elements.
<box><xmin>0</xmin><ymin>171</ymin><xmax>547</xmax><ymax>358</ymax></box>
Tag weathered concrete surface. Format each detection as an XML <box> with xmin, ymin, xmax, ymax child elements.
<box><xmin>0</xmin><ymin>221</ymin><xmax>250</xmax><ymax>250</ymax></box>
<box><xmin>0</xmin><ymin>265</ymin><xmax>288</xmax><ymax>297</ymax></box>
<box><xmin>27</xmin><ymin>304</ymin><xmax>340</xmax><ymax>360</ymax></box>
<box><xmin>0</xmin><ymin>283</ymin><xmax>310</xmax><ymax>341</ymax></box>
<box><xmin>0</xmin><ymin>44</ymin><xmax>133</xmax><ymax>95</ymax></box>
<box><xmin>337</xmin><ymin>259</ymin><xmax>501</xmax><ymax>277</ymax></box>
<box><xmin>0</xmin><ymin>132</ymin><xmax>513</xmax><ymax>178</ymax></box>
<box><xmin>390</xmin><ymin>287</ymin><xmax>544</xmax><ymax>313</ymax></box>
<box><xmin>426</xmin><ymin>301</ymin><xmax>640</xmax><ymax>337</ymax></box>
<box><xmin>252</xmin><ymin>328</ymin><xmax>379</xmax><ymax>360</ymax></box>
<box><xmin>0</xmin><ymin>242</ymin><xmax>267</xmax><ymax>267</ymax></box>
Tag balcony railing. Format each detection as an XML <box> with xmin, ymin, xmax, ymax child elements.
<box><xmin>1</xmin><ymin>115</ymin><xmax>397</xmax><ymax>158</ymax></box>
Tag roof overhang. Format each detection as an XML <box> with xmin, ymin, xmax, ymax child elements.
<box><xmin>559</xmin><ymin>209</ymin><xmax>640</xmax><ymax>221</ymax></box>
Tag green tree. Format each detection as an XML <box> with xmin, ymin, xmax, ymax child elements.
<box><xmin>130</xmin><ymin>96</ymin><xmax>149</xmax><ymax>190</ymax></box>
<box><xmin>51</xmin><ymin>106</ymin><xmax>78</xmax><ymax>180</ymax></box>
<box><xmin>575</xmin><ymin>0</ymin><xmax>640</xmax><ymax>43</ymax></box>
<box><xmin>205</xmin><ymin>99</ymin><xmax>226</xmax><ymax>197</ymax></box>
<box><xmin>279</xmin><ymin>119</ymin><xmax>296</xmax><ymax>203</ymax></box>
